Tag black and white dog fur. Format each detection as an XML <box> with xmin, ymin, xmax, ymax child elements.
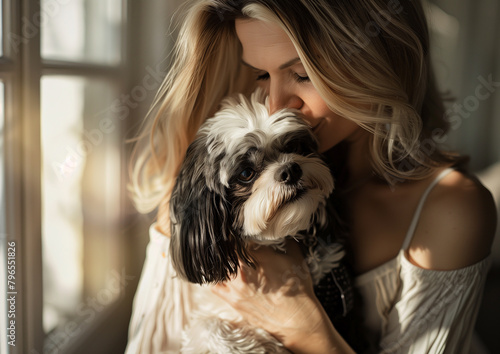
<box><xmin>169</xmin><ymin>89</ymin><xmax>345</xmax><ymax>353</ymax></box>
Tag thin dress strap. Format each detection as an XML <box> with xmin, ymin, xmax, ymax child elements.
<box><xmin>401</xmin><ymin>168</ymin><xmax>455</xmax><ymax>251</ymax></box>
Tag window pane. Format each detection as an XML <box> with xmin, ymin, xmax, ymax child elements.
<box><xmin>41</xmin><ymin>0</ymin><xmax>122</xmax><ymax>64</ymax></box>
<box><xmin>41</xmin><ymin>76</ymin><xmax>123</xmax><ymax>349</ymax></box>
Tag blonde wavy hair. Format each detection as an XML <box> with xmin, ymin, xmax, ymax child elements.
<box><xmin>130</xmin><ymin>0</ymin><xmax>459</xmax><ymax>214</ymax></box>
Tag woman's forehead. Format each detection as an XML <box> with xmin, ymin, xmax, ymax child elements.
<box><xmin>235</xmin><ymin>19</ymin><xmax>300</xmax><ymax>70</ymax></box>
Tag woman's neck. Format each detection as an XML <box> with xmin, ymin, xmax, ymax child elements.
<box><xmin>324</xmin><ymin>130</ymin><xmax>374</xmax><ymax>190</ymax></box>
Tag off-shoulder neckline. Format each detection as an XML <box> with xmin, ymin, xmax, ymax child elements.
<box><xmin>355</xmin><ymin>250</ymin><xmax>491</xmax><ymax>286</ymax></box>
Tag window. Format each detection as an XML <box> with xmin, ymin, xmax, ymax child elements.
<box><xmin>0</xmin><ymin>0</ymin><xmax>178</xmax><ymax>350</ymax></box>
<box><xmin>0</xmin><ymin>0</ymin><xmax>148</xmax><ymax>353</ymax></box>
<box><xmin>40</xmin><ymin>0</ymin><xmax>128</xmax><ymax>349</ymax></box>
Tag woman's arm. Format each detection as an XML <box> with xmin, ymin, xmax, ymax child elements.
<box><xmin>211</xmin><ymin>240</ymin><xmax>355</xmax><ymax>354</ymax></box>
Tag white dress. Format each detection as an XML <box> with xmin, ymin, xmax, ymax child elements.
<box><xmin>125</xmin><ymin>223</ymin><xmax>197</xmax><ymax>353</ymax></box>
<box><xmin>355</xmin><ymin>168</ymin><xmax>491</xmax><ymax>353</ymax></box>
<box><xmin>125</xmin><ymin>169</ymin><xmax>491</xmax><ymax>353</ymax></box>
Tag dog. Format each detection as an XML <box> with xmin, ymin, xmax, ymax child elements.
<box><xmin>169</xmin><ymin>89</ymin><xmax>346</xmax><ymax>353</ymax></box>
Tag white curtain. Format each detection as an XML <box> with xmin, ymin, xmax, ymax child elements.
<box><xmin>426</xmin><ymin>0</ymin><xmax>500</xmax><ymax>171</ymax></box>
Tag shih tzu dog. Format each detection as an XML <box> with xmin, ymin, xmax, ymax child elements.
<box><xmin>169</xmin><ymin>89</ymin><xmax>346</xmax><ymax>353</ymax></box>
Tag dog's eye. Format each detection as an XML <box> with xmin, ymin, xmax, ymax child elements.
<box><xmin>238</xmin><ymin>168</ymin><xmax>256</xmax><ymax>183</ymax></box>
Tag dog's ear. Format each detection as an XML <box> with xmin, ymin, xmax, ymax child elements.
<box><xmin>169</xmin><ymin>137</ymin><xmax>252</xmax><ymax>284</ymax></box>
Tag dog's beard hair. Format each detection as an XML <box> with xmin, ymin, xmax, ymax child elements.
<box><xmin>239</xmin><ymin>154</ymin><xmax>334</xmax><ymax>242</ymax></box>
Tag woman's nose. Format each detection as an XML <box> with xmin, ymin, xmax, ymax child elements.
<box><xmin>268</xmin><ymin>85</ymin><xmax>303</xmax><ymax>114</ymax></box>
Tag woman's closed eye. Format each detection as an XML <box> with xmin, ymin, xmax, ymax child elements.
<box><xmin>256</xmin><ymin>72</ymin><xmax>270</xmax><ymax>81</ymax></box>
<box><xmin>294</xmin><ymin>73</ymin><xmax>310</xmax><ymax>83</ymax></box>
<box><xmin>256</xmin><ymin>72</ymin><xmax>310</xmax><ymax>83</ymax></box>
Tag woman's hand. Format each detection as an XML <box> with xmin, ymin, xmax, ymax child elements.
<box><xmin>211</xmin><ymin>239</ymin><xmax>354</xmax><ymax>354</ymax></box>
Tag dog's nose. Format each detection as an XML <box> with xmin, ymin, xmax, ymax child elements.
<box><xmin>275</xmin><ymin>162</ymin><xmax>302</xmax><ymax>184</ymax></box>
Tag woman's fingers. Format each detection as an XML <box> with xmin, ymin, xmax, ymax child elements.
<box><xmin>211</xmin><ymin>239</ymin><xmax>315</xmax><ymax>312</ymax></box>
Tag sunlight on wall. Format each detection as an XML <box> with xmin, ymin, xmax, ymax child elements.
<box><xmin>40</xmin><ymin>73</ymin><xmax>122</xmax><ymax>339</ymax></box>
<box><xmin>41</xmin><ymin>77</ymin><xmax>85</xmax><ymax>333</ymax></box>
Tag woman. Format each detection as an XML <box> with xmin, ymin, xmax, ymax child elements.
<box><xmin>127</xmin><ymin>0</ymin><xmax>497</xmax><ymax>352</ymax></box>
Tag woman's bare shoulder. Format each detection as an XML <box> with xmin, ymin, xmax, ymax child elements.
<box><xmin>407</xmin><ymin>169</ymin><xmax>497</xmax><ymax>270</ymax></box>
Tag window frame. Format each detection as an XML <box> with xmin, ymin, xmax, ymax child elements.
<box><xmin>3</xmin><ymin>0</ymin><xmax>43</xmax><ymax>352</ymax></box>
